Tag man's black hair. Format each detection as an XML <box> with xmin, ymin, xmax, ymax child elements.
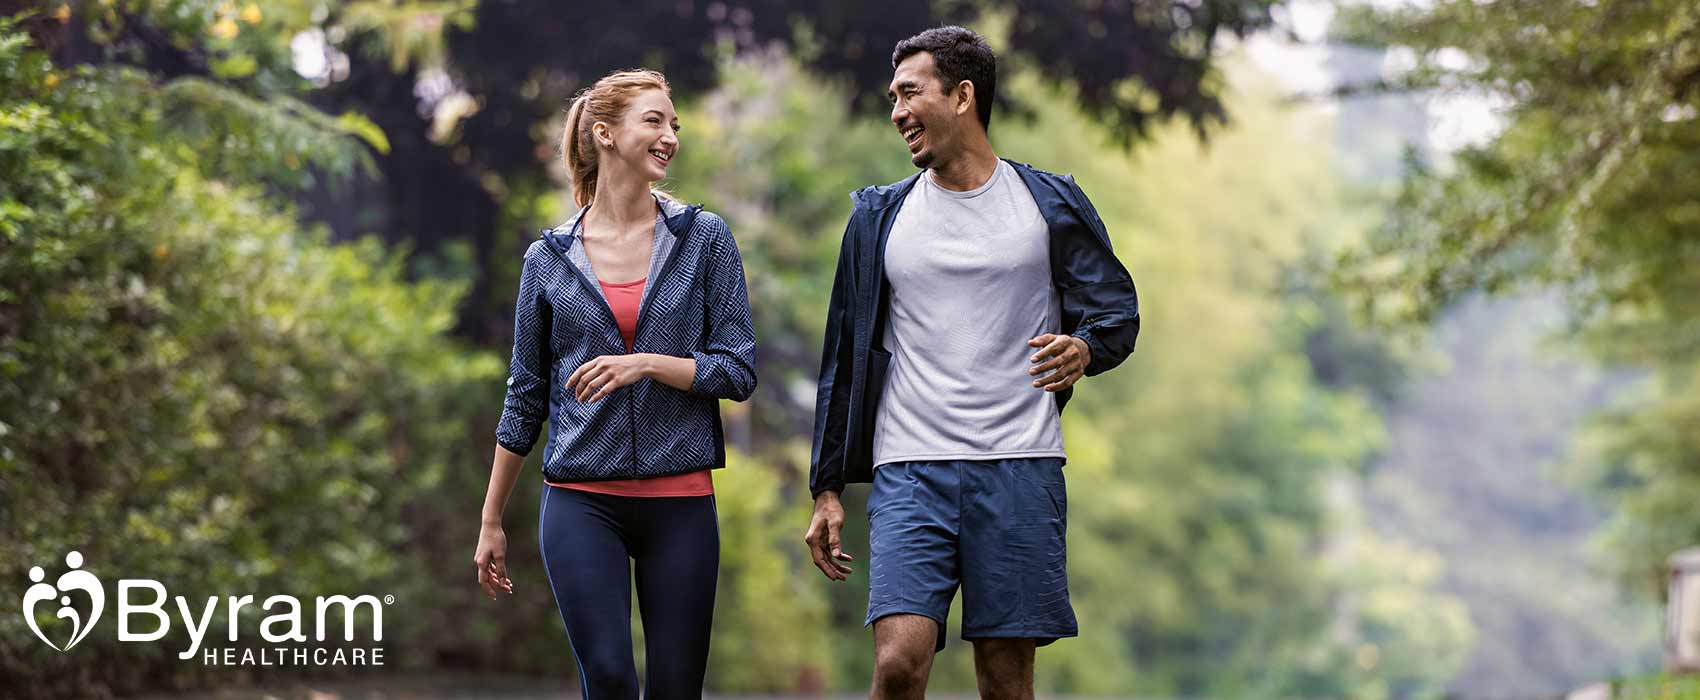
<box><xmin>892</xmin><ymin>26</ymin><xmax>996</xmax><ymax>131</ymax></box>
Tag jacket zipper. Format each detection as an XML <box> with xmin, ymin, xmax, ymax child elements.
<box><xmin>626</xmin><ymin>210</ymin><xmax>695</xmax><ymax>473</ymax></box>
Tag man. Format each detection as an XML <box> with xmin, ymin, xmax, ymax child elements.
<box><xmin>803</xmin><ymin>25</ymin><xmax>1141</xmax><ymax>700</ymax></box>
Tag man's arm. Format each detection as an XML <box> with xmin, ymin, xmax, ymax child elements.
<box><xmin>1056</xmin><ymin>177</ymin><xmax>1140</xmax><ymax>376</ymax></box>
<box><xmin>805</xmin><ymin>213</ymin><xmax>859</xmax><ymax>582</ymax></box>
<box><xmin>808</xmin><ymin>214</ymin><xmax>858</xmax><ymax>497</ymax></box>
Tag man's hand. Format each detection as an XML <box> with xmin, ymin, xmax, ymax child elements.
<box><xmin>804</xmin><ymin>491</ymin><xmax>854</xmax><ymax>581</ymax></box>
<box><xmin>1027</xmin><ymin>333</ymin><xmax>1091</xmax><ymax>392</ymax></box>
<box><xmin>565</xmin><ymin>354</ymin><xmax>652</xmax><ymax>403</ymax></box>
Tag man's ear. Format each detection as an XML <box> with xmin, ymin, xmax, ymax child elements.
<box><xmin>954</xmin><ymin>80</ymin><xmax>975</xmax><ymax>118</ymax></box>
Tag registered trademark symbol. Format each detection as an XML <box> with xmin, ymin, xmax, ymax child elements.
<box><xmin>384</xmin><ymin>595</ymin><xmax>394</xmax><ymax>605</ymax></box>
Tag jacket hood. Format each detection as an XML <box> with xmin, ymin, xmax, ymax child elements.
<box><xmin>850</xmin><ymin>172</ymin><xmax>923</xmax><ymax>211</ymax></box>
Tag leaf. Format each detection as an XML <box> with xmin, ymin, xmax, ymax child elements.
<box><xmin>336</xmin><ymin>111</ymin><xmax>390</xmax><ymax>155</ymax></box>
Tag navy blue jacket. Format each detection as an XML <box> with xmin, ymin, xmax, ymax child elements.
<box><xmin>497</xmin><ymin>198</ymin><xmax>757</xmax><ymax>483</ymax></box>
<box><xmin>808</xmin><ymin>159</ymin><xmax>1140</xmax><ymax>497</ymax></box>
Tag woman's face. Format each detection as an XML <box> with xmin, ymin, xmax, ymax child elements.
<box><xmin>598</xmin><ymin>88</ymin><xmax>679</xmax><ymax>183</ymax></box>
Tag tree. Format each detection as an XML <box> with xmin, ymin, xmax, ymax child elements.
<box><xmin>0</xmin><ymin>11</ymin><xmax>505</xmax><ymax>696</ymax></box>
<box><xmin>1330</xmin><ymin>0</ymin><xmax>1700</xmax><ymax>598</ymax></box>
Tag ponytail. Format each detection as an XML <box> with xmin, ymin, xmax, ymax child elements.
<box><xmin>562</xmin><ymin>93</ymin><xmax>596</xmax><ymax>208</ymax></box>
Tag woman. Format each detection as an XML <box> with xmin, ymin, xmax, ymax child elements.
<box><xmin>473</xmin><ymin>69</ymin><xmax>755</xmax><ymax>700</ymax></box>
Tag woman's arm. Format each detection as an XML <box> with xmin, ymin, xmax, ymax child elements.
<box><xmin>480</xmin><ymin>445</ymin><xmax>526</xmax><ymax>529</ymax></box>
<box><xmin>642</xmin><ymin>354</ymin><xmax>696</xmax><ymax>391</ymax></box>
<box><xmin>474</xmin><ymin>445</ymin><xmax>524</xmax><ymax>600</ymax></box>
<box><xmin>684</xmin><ymin>219</ymin><xmax>757</xmax><ymax>400</ymax></box>
<box><xmin>563</xmin><ymin>352</ymin><xmax>695</xmax><ymax>402</ymax></box>
<box><xmin>495</xmin><ymin>248</ymin><xmax>555</xmax><ymax>453</ymax></box>
<box><xmin>480</xmin><ymin>246</ymin><xmax>552</xmax><ymax>600</ymax></box>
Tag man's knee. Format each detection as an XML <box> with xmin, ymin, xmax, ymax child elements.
<box><xmin>873</xmin><ymin>644</ymin><xmax>930</xmax><ymax>687</ymax></box>
<box><xmin>871</xmin><ymin>615</ymin><xmax>937</xmax><ymax>693</ymax></box>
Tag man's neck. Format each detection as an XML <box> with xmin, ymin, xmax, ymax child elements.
<box><xmin>928</xmin><ymin>140</ymin><xmax>999</xmax><ymax>192</ymax></box>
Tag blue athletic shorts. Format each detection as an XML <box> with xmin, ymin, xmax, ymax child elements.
<box><xmin>864</xmin><ymin>457</ymin><xmax>1077</xmax><ymax>650</ymax></box>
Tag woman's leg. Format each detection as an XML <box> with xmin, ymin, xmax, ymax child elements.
<box><xmin>539</xmin><ymin>486</ymin><xmax>639</xmax><ymax>700</ymax></box>
<box><xmin>630</xmin><ymin>494</ymin><xmax>720</xmax><ymax>700</ymax></box>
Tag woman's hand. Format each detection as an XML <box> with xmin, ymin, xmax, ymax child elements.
<box><xmin>474</xmin><ymin>523</ymin><xmax>514</xmax><ymax>601</ymax></box>
<box><xmin>566</xmin><ymin>354</ymin><xmax>653</xmax><ymax>402</ymax></box>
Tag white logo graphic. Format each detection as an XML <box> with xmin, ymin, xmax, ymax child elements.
<box><xmin>19</xmin><ymin>550</ymin><xmax>389</xmax><ymax>666</ymax></box>
<box><xmin>22</xmin><ymin>550</ymin><xmax>105</xmax><ymax>652</ymax></box>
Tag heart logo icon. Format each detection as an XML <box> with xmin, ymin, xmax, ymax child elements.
<box><xmin>22</xmin><ymin>551</ymin><xmax>105</xmax><ymax>652</ymax></box>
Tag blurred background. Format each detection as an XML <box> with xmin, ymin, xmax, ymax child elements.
<box><xmin>3</xmin><ymin>0</ymin><xmax>1698</xmax><ymax>698</ymax></box>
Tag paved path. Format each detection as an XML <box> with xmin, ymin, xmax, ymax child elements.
<box><xmin>128</xmin><ymin>672</ymin><xmax>1078</xmax><ymax>700</ymax></box>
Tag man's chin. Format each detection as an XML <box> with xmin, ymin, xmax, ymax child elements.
<box><xmin>910</xmin><ymin>149</ymin><xmax>934</xmax><ymax>170</ymax></box>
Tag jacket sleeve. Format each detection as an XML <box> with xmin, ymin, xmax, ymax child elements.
<box><xmin>496</xmin><ymin>247</ymin><xmax>554</xmax><ymax>455</ymax></box>
<box><xmin>808</xmin><ymin>214</ymin><xmax>858</xmax><ymax>497</ymax></box>
<box><xmin>1059</xmin><ymin>178</ymin><xmax>1140</xmax><ymax>376</ymax></box>
<box><xmin>686</xmin><ymin>217</ymin><xmax>758</xmax><ymax>401</ymax></box>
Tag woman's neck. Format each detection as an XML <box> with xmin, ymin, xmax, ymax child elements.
<box><xmin>585</xmin><ymin>172</ymin><xmax>657</xmax><ymax>235</ymax></box>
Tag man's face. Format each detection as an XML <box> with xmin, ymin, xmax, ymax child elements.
<box><xmin>888</xmin><ymin>52</ymin><xmax>962</xmax><ymax>170</ymax></box>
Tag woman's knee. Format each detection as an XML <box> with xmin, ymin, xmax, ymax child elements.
<box><xmin>575</xmin><ymin>651</ymin><xmax>638</xmax><ymax>699</ymax></box>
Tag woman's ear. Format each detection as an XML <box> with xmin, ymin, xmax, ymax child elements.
<box><xmin>592</xmin><ymin>121</ymin><xmax>613</xmax><ymax>148</ymax></box>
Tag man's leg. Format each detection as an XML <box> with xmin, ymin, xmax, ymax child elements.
<box><xmin>871</xmin><ymin>614</ymin><xmax>939</xmax><ymax>700</ymax></box>
<box><xmin>864</xmin><ymin>462</ymin><xmax>960</xmax><ymax>700</ymax></box>
<box><xmin>959</xmin><ymin>458</ymin><xmax>1076</xmax><ymax>700</ymax></box>
<box><xmin>972</xmin><ymin>638</ymin><xmax>1035</xmax><ymax>700</ymax></box>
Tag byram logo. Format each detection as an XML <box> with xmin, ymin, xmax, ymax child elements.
<box><xmin>23</xmin><ymin>551</ymin><xmax>103</xmax><ymax>652</ymax></box>
<box><xmin>20</xmin><ymin>550</ymin><xmax>389</xmax><ymax>667</ymax></box>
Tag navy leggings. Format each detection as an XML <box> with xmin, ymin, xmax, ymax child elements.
<box><xmin>538</xmin><ymin>486</ymin><xmax>719</xmax><ymax>700</ymax></box>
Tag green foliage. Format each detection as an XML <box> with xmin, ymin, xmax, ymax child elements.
<box><xmin>0</xmin><ymin>17</ymin><xmax>499</xmax><ymax>696</ymax></box>
<box><xmin>63</xmin><ymin>0</ymin><xmax>472</xmax><ymax>88</ymax></box>
<box><xmin>1330</xmin><ymin>0</ymin><xmax>1700</xmax><ymax>599</ymax></box>
<box><xmin>705</xmin><ymin>453</ymin><xmax>835</xmax><ymax>692</ymax></box>
<box><xmin>1360</xmin><ymin>298</ymin><xmax>1660</xmax><ymax>694</ymax></box>
<box><xmin>1613</xmin><ymin>672</ymin><xmax>1700</xmax><ymax>699</ymax></box>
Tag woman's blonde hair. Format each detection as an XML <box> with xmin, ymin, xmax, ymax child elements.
<box><xmin>561</xmin><ymin>69</ymin><xmax>672</xmax><ymax>208</ymax></box>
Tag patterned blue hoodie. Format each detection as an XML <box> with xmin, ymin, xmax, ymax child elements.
<box><xmin>496</xmin><ymin>196</ymin><xmax>756</xmax><ymax>483</ymax></box>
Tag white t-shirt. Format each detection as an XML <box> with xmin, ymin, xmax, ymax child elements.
<box><xmin>872</xmin><ymin>159</ymin><xmax>1066</xmax><ymax>467</ymax></box>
